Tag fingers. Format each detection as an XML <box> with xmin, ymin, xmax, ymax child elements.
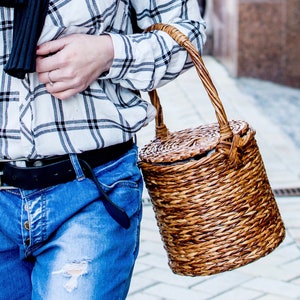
<box><xmin>38</xmin><ymin>68</ymin><xmax>57</xmax><ymax>85</ymax></box>
<box><xmin>36</xmin><ymin>53</ymin><xmax>60</xmax><ymax>74</ymax></box>
<box><xmin>36</xmin><ymin>39</ymin><xmax>65</xmax><ymax>57</ymax></box>
<box><xmin>36</xmin><ymin>34</ymin><xmax>111</xmax><ymax>100</ymax></box>
<box><xmin>39</xmin><ymin>69</ymin><xmax>87</xmax><ymax>100</ymax></box>
<box><xmin>45</xmin><ymin>80</ymin><xmax>84</xmax><ymax>100</ymax></box>
<box><xmin>47</xmin><ymin>87</ymin><xmax>80</xmax><ymax>100</ymax></box>
<box><xmin>36</xmin><ymin>38</ymin><xmax>67</xmax><ymax>73</ymax></box>
<box><xmin>36</xmin><ymin>37</ymin><xmax>80</xmax><ymax>99</ymax></box>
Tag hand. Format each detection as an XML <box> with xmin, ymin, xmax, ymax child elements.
<box><xmin>36</xmin><ymin>34</ymin><xmax>114</xmax><ymax>100</ymax></box>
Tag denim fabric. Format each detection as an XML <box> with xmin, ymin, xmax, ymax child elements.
<box><xmin>0</xmin><ymin>145</ymin><xmax>143</xmax><ymax>300</ymax></box>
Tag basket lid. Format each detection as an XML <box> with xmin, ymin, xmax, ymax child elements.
<box><xmin>139</xmin><ymin>120</ymin><xmax>249</xmax><ymax>163</ymax></box>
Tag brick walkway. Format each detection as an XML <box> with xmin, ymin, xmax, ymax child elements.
<box><xmin>128</xmin><ymin>56</ymin><xmax>300</xmax><ymax>300</ymax></box>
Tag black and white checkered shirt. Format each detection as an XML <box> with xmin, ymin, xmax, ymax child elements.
<box><xmin>0</xmin><ymin>0</ymin><xmax>205</xmax><ymax>159</ymax></box>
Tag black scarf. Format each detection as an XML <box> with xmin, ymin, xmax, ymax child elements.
<box><xmin>0</xmin><ymin>0</ymin><xmax>49</xmax><ymax>79</ymax></box>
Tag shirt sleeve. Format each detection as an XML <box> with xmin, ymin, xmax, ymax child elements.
<box><xmin>100</xmin><ymin>0</ymin><xmax>206</xmax><ymax>92</ymax></box>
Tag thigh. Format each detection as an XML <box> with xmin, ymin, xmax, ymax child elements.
<box><xmin>0</xmin><ymin>190</ymin><xmax>34</xmax><ymax>300</ymax></box>
<box><xmin>31</xmin><ymin>147</ymin><xmax>143</xmax><ymax>300</ymax></box>
<box><xmin>0</xmin><ymin>230</ymin><xmax>33</xmax><ymax>300</ymax></box>
<box><xmin>32</xmin><ymin>193</ymin><xmax>142</xmax><ymax>300</ymax></box>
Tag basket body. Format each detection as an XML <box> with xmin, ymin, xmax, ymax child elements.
<box><xmin>139</xmin><ymin>24</ymin><xmax>285</xmax><ymax>276</ymax></box>
<box><xmin>139</xmin><ymin>121</ymin><xmax>285</xmax><ymax>276</ymax></box>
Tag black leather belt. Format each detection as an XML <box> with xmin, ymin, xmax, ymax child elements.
<box><xmin>0</xmin><ymin>138</ymin><xmax>134</xmax><ymax>229</ymax></box>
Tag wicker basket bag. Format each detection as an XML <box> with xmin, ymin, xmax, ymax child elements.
<box><xmin>139</xmin><ymin>24</ymin><xmax>285</xmax><ymax>276</ymax></box>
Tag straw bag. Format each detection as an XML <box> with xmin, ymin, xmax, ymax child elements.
<box><xmin>138</xmin><ymin>24</ymin><xmax>285</xmax><ymax>276</ymax></box>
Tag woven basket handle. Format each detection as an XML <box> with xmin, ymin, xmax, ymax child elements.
<box><xmin>146</xmin><ymin>24</ymin><xmax>234</xmax><ymax>148</ymax></box>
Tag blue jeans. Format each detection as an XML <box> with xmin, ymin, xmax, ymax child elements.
<box><xmin>0</xmin><ymin>146</ymin><xmax>143</xmax><ymax>300</ymax></box>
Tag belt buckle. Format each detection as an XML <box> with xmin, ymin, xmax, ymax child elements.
<box><xmin>0</xmin><ymin>158</ymin><xmax>27</xmax><ymax>190</ymax></box>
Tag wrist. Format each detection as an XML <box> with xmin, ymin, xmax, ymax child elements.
<box><xmin>100</xmin><ymin>34</ymin><xmax>114</xmax><ymax>73</ymax></box>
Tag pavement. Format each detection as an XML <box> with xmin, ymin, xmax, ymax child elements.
<box><xmin>127</xmin><ymin>56</ymin><xmax>300</xmax><ymax>300</ymax></box>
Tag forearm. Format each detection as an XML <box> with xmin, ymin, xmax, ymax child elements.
<box><xmin>101</xmin><ymin>0</ymin><xmax>206</xmax><ymax>91</ymax></box>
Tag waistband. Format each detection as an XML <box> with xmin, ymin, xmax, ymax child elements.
<box><xmin>0</xmin><ymin>138</ymin><xmax>134</xmax><ymax>190</ymax></box>
<box><xmin>0</xmin><ymin>139</ymin><xmax>134</xmax><ymax>229</ymax></box>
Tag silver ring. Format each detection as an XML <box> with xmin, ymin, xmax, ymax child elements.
<box><xmin>48</xmin><ymin>71</ymin><xmax>54</xmax><ymax>86</ymax></box>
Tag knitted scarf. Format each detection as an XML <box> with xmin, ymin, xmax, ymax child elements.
<box><xmin>0</xmin><ymin>0</ymin><xmax>49</xmax><ymax>79</ymax></box>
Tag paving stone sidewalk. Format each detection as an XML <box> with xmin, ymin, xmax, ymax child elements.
<box><xmin>128</xmin><ymin>56</ymin><xmax>300</xmax><ymax>300</ymax></box>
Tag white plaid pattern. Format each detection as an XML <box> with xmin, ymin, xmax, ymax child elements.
<box><xmin>0</xmin><ymin>0</ymin><xmax>205</xmax><ymax>159</ymax></box>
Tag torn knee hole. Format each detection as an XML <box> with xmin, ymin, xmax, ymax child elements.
<box><xmin>52</xmin><ymin>260</ymin><xmax>89</xmax><ymax>293</ymax></box>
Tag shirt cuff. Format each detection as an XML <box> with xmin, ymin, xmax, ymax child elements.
<box><xmin>99</xmin><ymin>33</ymin><xmax>135</xmax><ymax>80</ymax></box>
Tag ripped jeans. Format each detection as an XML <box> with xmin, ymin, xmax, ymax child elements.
<box><xmin>0</xmin><ymin>146</ymin><xmax>143</xmax><ymax>300</ymax></box>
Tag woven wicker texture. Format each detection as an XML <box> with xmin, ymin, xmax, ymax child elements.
<box><xmin>139</xmin><ymin>24</ymin><xmax>285</xmax><ymax>276</ymax></box>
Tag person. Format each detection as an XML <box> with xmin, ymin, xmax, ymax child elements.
<box><xmin>0</xmin><ymin>0</ymin><xmax>206</xmax><ymax>299</ymax></box>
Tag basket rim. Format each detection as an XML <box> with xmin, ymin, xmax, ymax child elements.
<box><xmin>139</xmin><ymin>120</ymin><xmax>250</xmax><ymax>164</ymax></box>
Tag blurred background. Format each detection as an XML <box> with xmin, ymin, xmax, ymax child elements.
<box><xmin>202</xmin><ymin>0</ymin><xmax>300</xmax><ymax>89</ymax></box>
<box><xmin>128</xmin><ymin>1</ymin><xmax>300</xmax><ymax>299</ymax></box>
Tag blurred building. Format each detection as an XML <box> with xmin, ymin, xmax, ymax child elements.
<box><xmin>204</xmin><ymin>0</ymin><xmax>300</xmax><ymax>88</ymax></box>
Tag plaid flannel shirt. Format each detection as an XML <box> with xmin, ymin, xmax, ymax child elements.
<box><xmin>0</xmin><ymin>0</ymin><xmax>206</xmax><ymax>159</ymax></box>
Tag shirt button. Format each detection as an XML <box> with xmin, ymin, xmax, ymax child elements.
<box><xmin>24</xmin><ymin>221</ymin><xmax>30</xmax><ymax>230</ymax></box>
<box><xmin>25</xmin><ymin>238</ymin><xmax>30</xmax><ymax>246</ymax></box>
<box><xmin>24</xmin><ymin>204</ymin><xmax>29</xmax><ymax>212</ymax></box>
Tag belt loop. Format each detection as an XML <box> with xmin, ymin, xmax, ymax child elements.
<box><xmin>69</xmin><ymin>154</ymin><xmax>85</xmax><ymax>181</ymax></box>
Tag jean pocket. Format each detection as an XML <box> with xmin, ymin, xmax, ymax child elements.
<box><xmin>101</xmin><ymin>175</ymin><xmax>143</xmax><ymax>219</ymax></box>
<box><xmin>91</xmin><ymin>146</ymin><xmax>143</xmax><ymax>218</ymax></box>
